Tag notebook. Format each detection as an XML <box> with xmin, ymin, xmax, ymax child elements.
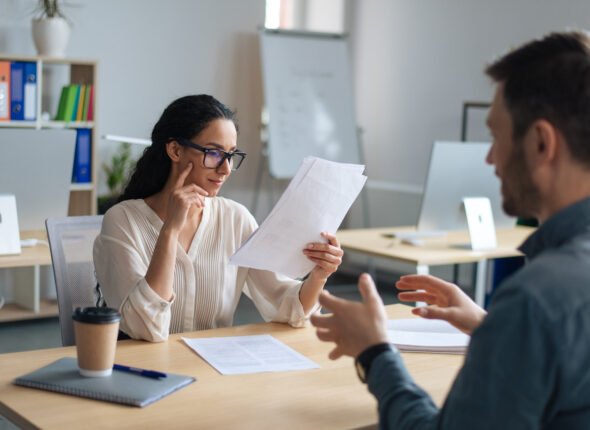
<box><xmin>387</xmin><ymin>318</ymin><xmax>470</xmax><ymax>354</ymax></box>
<box><xmin>14</xmin><ymin>357</ymin><xmax>195</xmax><ymax>407</ymax></box>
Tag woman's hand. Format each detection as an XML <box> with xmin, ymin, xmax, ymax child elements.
<box><xmin>303</xmin><ymin>232</ymin><xmax>344</xmax><ymax>281</ymax></box>
<box><xmin>396</xmin><ymin>274</ymin><xmax>487</xmax><ymax>335</ymax></box>
<box><xmin>165</xmin><ymin>163</ymin><xmax>208</xmax><ymax>232</ymax></box>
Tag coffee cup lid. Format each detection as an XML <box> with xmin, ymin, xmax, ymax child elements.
<box><xmin>72</xmin><ymin>307</ymin><xmax>121</xmax><ymax>324</ymax></box>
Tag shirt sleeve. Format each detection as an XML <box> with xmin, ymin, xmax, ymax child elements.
<box><xmin>368</xmin><ymin>285</ymin><xmax>557</xmax><ymax>429</ymax></box>
<box><xmin>245</xmin><ymin>268</ymin><xmax>310</xmax><ymax>327</ymax></box>
<box><xmin>93</xmin><ymin>205</ymin><xmax>173</xmax><ymax>342</ymax></box>
<box><xmin>233</xmin><ymin>203</ymin><xmax>317</xmax><ymax>328</ymax></box>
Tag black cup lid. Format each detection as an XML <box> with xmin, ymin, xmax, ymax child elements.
<box><xmin>72</xmin><ymin>307</ymin><xmax>121</xmax><ymax>324</ymax></box>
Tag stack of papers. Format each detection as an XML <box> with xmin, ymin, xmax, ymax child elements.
<box><xmin>182</xmin><ymin>335</ymin><xmax>319</xmax><ymax>375</ymax></box>
<box><xmin>230</xmin><ymin>156</ymin><xmax>366</xmax><ymax>278</ymax></box>
<box><xmin>387</xmin><ymin>318</ymin><xmax>470</xmax><ymax>354</ymax></box>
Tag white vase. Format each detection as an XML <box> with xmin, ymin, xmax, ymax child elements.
<box><xmin>31</xmin><ymin>17</ymin><xmax>70</xmax><ymax>58</ymax></box>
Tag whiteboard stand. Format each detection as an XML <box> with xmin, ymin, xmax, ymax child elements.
<box><xmin>251</xmin><ymin>137</ymin><xmax>278</xmax><ymax>220</ymax></box>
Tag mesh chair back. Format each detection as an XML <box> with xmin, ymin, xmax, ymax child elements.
<box><xmin>45</xmin><ymin>216</ymin><xmax>103</xmax><ymax>346</ymax></box>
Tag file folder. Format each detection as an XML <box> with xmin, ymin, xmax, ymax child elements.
<box><xmin>23</xmin><ymin>62</ymin><xmax>37</xmax><ymax>121</ymax></box>
<box><xmin>10</xmin><ymin>61</ymin><xmax>24</xmax><ymax>120</ymax></box>
<box><xmin>0</xmin><ymin>61</ymin><xmax>9</xmax><ymax>121</ymax></box>
<box><xmin>72</xmin><ymin>128</ymin><xmax>91</xmax><ymax>183</ymax></box>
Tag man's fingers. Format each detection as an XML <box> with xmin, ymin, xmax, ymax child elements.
<box><xmin>358</xmin><ymin>273</ymin><xmax>383</xmax><ymax>307</ymax></box>
<box><xmin>398</xmin><ymin>291</ymin><xmax>438</xmax><ymax>303</ymax></box>
<box><xmin>317</xmin><ymin>290</ymin><xmax>347</xmax><ymax>311</ymax></box>
<box><xmin>412</xmin><ymin>305</ymin><xmax>456</xmax><ymax>322</ymax></box>
<box><xmin>328</xmin><ymin>347</ymin><xmax>343</xmax><ymax>360</ymax></box>
<box><xmin>314</xmin><ymin>327</ymin><xmax>336</xmax><ymax>342</ymax></box>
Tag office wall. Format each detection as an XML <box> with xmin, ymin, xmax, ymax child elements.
<box><xmin>348</xmin><ymin>0</ymin><xmax>590</xmax><ymax>227</ymax></box>
<box><xmin>0</xmin><ymin>0</ymin><xmax>266</xmax><ymax>206</ymax></box>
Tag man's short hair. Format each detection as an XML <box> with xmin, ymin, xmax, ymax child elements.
<box><xmin>486</xmin><ymin>31</ymin><xmax>590</xmax><ymax>166</ymax></box>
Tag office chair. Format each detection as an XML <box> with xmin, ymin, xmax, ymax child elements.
<box><xmin>46</xmin><ymin>215</ymin><xmax>104</xmax><ymax>346</ymax></box>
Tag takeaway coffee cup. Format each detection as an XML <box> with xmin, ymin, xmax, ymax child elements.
<box><xmin>72</xmin><ymin>307</ymin><xmax>121</xmax><ymax>377</ymax></box>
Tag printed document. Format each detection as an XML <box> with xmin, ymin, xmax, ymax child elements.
<box><xmin>230</xmin><ymin>156</ymin><xmax>367</xmax><ymax>278</ymax></box>
<box><xmin>182</xmin><ymin>335</ymin><xmax>320</xmax><ymax>375</ymax></box>
<box><xmin>387</xmin><ymin>318</ymin><xmax>470</xmax><ymax>354</ymax></box>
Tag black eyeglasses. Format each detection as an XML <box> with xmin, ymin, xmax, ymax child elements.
<box><xmin>175</xmin><ymin>138</ymin><xmax>246</xmax><ymax>171</ymax></box>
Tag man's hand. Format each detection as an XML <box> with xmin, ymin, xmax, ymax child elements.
<box><xmin>396</xmin><ymin>274</ymin><xmax>487</xmax><ymax>334</ymax></box>
<box><xmin>311</xmin><ymin>273</ymin><xmax>389</xmax><ymax>359</ymax></box>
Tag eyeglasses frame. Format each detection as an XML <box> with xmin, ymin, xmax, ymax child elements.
<box><xmin>175</xmin><ymin>137</ymin><xmax>247</xmax><ymax>171</ymax></box>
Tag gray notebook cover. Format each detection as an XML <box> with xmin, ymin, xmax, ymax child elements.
<box><xmin>14</xmin><ymin>357</ymin><xmax>196</xmax><ymax>407</ymax></box>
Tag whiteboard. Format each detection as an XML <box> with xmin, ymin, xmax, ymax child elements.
<box><xmin>260</xmin><ymin>30</ymin><xmax>360</xmax><ymax>178</ymax></box>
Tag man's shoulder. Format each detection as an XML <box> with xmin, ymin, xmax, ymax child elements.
<box><xmin>494</xmin><ymin>242</ymin><xmax>590</xmax><ymax>320</ymax></box>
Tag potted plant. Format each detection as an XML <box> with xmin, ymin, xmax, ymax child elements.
<box><xmin>98</xmin><ymin>142</ymin><xmax>135</xmax><ymax>214</ymax></box>
<box><xmin>31</xmin><ymin>0</ymin><xmax>72</xmax><ymax>57</ymax></box>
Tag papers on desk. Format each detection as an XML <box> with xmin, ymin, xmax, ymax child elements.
<box><xmin>182</xmin><ymin>335</ymin><xmax>320</xmax><ymax>375</ymax></box>
<box><xmin>387</xmin><ymin>319</ymin><xmax>470</xmax><ymax>354</ymax></box>
<box><xmin>230</xmin><ymin>156</ymin><xmax>366</xmax><ymax>278</ymax></box>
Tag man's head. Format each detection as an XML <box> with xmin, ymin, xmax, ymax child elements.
<box><xmin>484</xmin><ymin>31</ymin><xmax>590</xmax><ymax>220</ymax></box>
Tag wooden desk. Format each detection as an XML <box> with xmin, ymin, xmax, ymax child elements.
<box><xmin>0</xmin><ymin>305</ymin><xmax>463</xmax><ymax>430</ymax></box>
<box><xmin>0</xmin><ymin>230</ymin><xmax>57</xmax><ymax>322</ymax></box>
<box><xmin>337</xmin><ymin>226</ymin><xmax>534</xmax><ymax>306</ymax></box>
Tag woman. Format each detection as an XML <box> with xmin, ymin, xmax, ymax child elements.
<box><xmin>93</xmin><ymin>95</ymin><xmax>343</xmax><ymax>342</ymax></box>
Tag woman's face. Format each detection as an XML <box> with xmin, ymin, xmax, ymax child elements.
<box><xmin>178</xmin><ymin>118</ymin><xmax>239</xmax><ymax>197</ymax></box>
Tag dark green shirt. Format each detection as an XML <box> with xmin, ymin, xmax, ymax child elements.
<box><xmin>369</xmin><ymin>197</ymin><xmax>590</xmax><ymax>429</ymax></box>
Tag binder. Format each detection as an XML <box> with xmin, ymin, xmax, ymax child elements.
<box><xmin>55</xmin><ymin>85</ymin><xmax>68</xmax><ymax>120</ymax></box>
<box><xmin>70</xmin><ymin>84</ymin><xmax>81</xmax><ymax>121</ymax></box>
<box><xmin>61</xmin><ymin>84</ymin><xmax>78</xmax><ymax>122</ymax></box>
<box><xmin>0</xmin><ymin>61</ymin><xmax>9</xmax><ymax>121</ymax></box>
<box><xmin>23</xmin><ymin>62</ymin><xmax>37</xmax><ymax>121</ymax></box>
<box><xmin>86</xmin><ymin>84</ymin><xmax>94</xmax><ymax>121</ymax></box>
<box><xmin>82</xmin><ymin>84</ymin><xmax>91</xmax><ymax>120</ymax></box>
<box><xmin>72</xmin><ymin>128</ymin><xmax>92</xmax><ymax>183</ymax></box>
<box><xmin>14</xmin><ymin>357</ymin><xmax>196</xmax><ymax>408</ymax></box>
<box><xmin>10</xmin><ymin>61</ymin><xmax>24</xmax><ymax>120</ymax></box>
<box><xmin>75</xmin><ymin>84</ymin><xmax>86</xmax><ymax>122</ymax></box>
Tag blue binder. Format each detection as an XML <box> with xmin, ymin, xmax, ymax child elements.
<box><xmin>10</xmin><ymin>62</ymin><xmax>24</xmax><ymax>120</ymax></box>
<box><xmin>72</xmin><ymin>128</ymin><xmax>91</xmax><ymax>183</ymax></box>
<box><xmin>23</xmin><ymin>62</ymin><xmax>37</xmax><ymax>121</ymax></box>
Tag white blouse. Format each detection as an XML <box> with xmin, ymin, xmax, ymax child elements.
<box><xmin>93</xmin><ymin>197</ymin><xmax>309</xmax><ymax>342</ymax></box>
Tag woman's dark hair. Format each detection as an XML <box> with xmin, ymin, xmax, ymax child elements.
<box><xmin>118</xmin><ymin>95</ymin><xmax>238</xmax><ymax>202</ymax></box>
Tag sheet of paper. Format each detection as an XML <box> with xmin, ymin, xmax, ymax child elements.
<box><xmin>182</xmin><ymin>334</ymin><xmax>320</xmax><ymax>375</ymax></box>
<box><xmin>230</xmin><ymin>156</ymin><xmax>367</xmax><ymax>278</ymax></box>
<box><xmin>387</xmin><ymin>318</ymin><xmax>470</xmax><ymax>354</ymax></box>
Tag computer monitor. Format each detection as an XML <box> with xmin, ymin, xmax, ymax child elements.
<box><xmin>417</xmin><ymin>141</ymin><xmax>515</xmax><ymax>232</ymax></box>
<box><xmin>0</xmin><ymin>128</ymin><xmax>76</xmax><ymax>231</ymax></box>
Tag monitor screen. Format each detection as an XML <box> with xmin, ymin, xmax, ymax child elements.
<box><xmin>417</xmin><ymin>141</ymin><xmax>515</xmax><ymax>232</ymax></box>
<box><xmin>0</xmin><ymin>128</ymin><xmax>76</xmax><ymax>231</ymax></box>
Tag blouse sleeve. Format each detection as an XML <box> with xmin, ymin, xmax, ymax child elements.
<box><xmin>93</xmin><ymin>204</ymin><xmax>173</xmax><ymax>342</ymax></box>
<box><xmin>236</xmin><ymin>206</ymin><xmax>318</xmax><ymax>328</ymax></box>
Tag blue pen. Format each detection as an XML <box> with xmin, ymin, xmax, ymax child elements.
<box><xmin>113</xmin><ymin>364</ymin><xmax>167</xmax><ymax>379</ymax></box>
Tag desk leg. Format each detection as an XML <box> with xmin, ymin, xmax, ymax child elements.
<box><xmin>474</xmin><ymin>260</ymin><xmax>487</xmax><ymax>308</ymax></box>
<box><xmin>415</xmin><ymin>264</ymin><xmax>429</xmax><ymax>307</ymax></box>
<box><xmin>13</xmin><ymin>265</ymin><xmax>41</xmax><ymax>313</ymax></box>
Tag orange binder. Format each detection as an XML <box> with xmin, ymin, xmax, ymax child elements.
<box><xmin>0</xmin><ymin>61</ymin><xmax>10</xmax><ymax>121</ymax></box>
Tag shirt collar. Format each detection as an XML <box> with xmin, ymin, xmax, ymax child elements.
<box><xmin>519</xmin><ymin>196</ymin><xmax>590</xmax><ymax>259</ymax></box>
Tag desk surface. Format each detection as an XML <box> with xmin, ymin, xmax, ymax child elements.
<box><xmin>0</xmin><ymin>305</ymin><xmax>463</xmax><ymax>430</ymax></box>
<box><xmin>0</xmin><ymin>230</ymin><xmax>51</xmax><ymax>269</ymax></box>
<box><xmin>337</xmin><ymin>226</ymin><xmax>534</xmax><ymax>266</ymax></box>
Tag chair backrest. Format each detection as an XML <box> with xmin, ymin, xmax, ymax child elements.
<box><xmin>46</xmin><ymin>215</ymin><xmax>104</xmax><ymax>346</ymax></box>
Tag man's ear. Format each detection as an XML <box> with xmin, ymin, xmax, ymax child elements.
<box><xmin>530</xmin><ymin>119</ymin><xmax>558</xmax><ymax>164</ymax></box>
<box><xmin>165</xmin><ymin>140</ymin><xmax>182</xmax><ymax>162</ymax></box>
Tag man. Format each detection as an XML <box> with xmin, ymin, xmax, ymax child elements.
<box><xmin>311</xmin><ymin>31</ymin><xmax>590</xmax><ymax>429</ymax></box>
